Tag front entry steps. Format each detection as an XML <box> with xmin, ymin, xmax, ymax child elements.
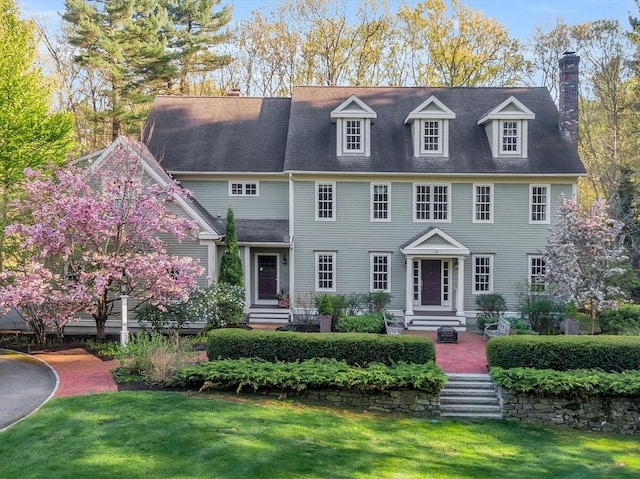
<box><xmin>248</xmin><ymin>306</ymin><xmax>290</xmax><ymax>324</ymax></box>
<box><xmin>406</xmin><ymin>314</ymin><xmax>466</xmax><ymax>332</ymax></box>
<box><xmin>439</xmin><ymin>373</ymin><xmax>502</xmax><ymax>419</ymax></box>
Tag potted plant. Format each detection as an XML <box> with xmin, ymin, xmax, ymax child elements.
<box><xmin>317</xmin><ymin>294</ymin><xmax>333</xmax><ymax>332</ymax></box>
<box><xmin>277</xmin><ymin>289</ymin><xmax>289</xmax><ymax>308</ymax></box>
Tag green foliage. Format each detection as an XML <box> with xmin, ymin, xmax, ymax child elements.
<box><xmin>316</xmin><ymin>294</ymin><xmax>333</xmax><ymax>316</ymax></box>
<box><xmin>136</xmin><ymin>285</ymin><xmax>216</xmax><ymax>333</ymax></box>
<box><xmin>336</xmin><ymin>313</ymin><xmax>385</xmax><ymax>333</ymax></box>
<box><xmin>519</xmin><ymin>295</ymin><xmax>565</xmax><ymax>334</ymax></box>
<box><xmin>114</xmin><ymin>332</ymin><xmax>200</xmax><ymax>384</ymax></box>
<box><xmin>218</xmin><ymin>208</ymin><xmax>244</xmax><ymax>286</ymax></box>
<box><xmin>212</xmin><ymin>282</ymin><xmax>245</xmax><ymax>327</ymax></box>
<box><xmin>491</xmin><ymin>367</ymin><xmax>640</xmax><ymax>396</ymax></box>
<box><xmin>365</xmin><ymin>291</ymin><xmax>392</xmax><ymax>313</ymax></box>
<box><xmin>168</xmin><ymin>358</ymin><xmax>447</xmax><ymax>394</ymax></box>
<box><xmin>486</xmin><ymin>335</ymin><xmax>640</xmax><ymax>372</ymax></box>
<box><xmin>206</xmin><ymin>329</ymin><xmax>436</xmax><ymax>365</ymax></box>
<box><xmin>599</xmin><ymin>304</ymin><xmax>640</xmax><ymax>335</ymax></box>
<box><xmin>475</xmin><ymin>293</ymin><xmax>507</xmax><ymax>329</ymax></box>
<box><xmin>504</xmin><ymin>316</ymin><xmax>534</xmax><ymax>334</ymax></box>
<box><xmin>344</xmin><ymin>292</ymin><xmax>366</xmax><ymax>316</ymax></box>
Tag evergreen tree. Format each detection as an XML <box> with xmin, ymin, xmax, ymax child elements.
<box><xmin>0</xmin><ymin>0</ymin><xmax>75</xmax><ymax>270</ymax></box>
<box><xmin>218</xmin><ymin>208</ymin><xmax>244</xmax><ymax>287</ymax></box>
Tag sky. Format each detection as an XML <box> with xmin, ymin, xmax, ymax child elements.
<box><xmin>17</xmin><ymin>0</ymin><xmax>638</xmax><ymax>43</ymax></box>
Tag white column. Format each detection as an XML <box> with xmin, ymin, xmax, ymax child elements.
<box><xmin>120</xmin><ymin>295</ymin><xmax>129</xmax><ymax>346</ymax></box>
<box><xmin>405</xmin><ymin>256</ymin><xmax>414</xmax><ymax>316</ymax></box>
<box><xmin>244</xmin><ymin>246</ymin><xmax>251</xmax><ymax>309</ymax></box>
<box><xmin>199</xmin><ymin>239</ymin><xmax>216</xmax><ymax>286</ymax></box>
<box><xmin>456</xmin><ymin>257</ymin><xmax>465</xmax><ymax>317</ymax></box>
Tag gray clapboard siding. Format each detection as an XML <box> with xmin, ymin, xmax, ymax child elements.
<box><xmin>179</xmin><ymin>179</ymin><xmax>289</xmax><ymax>219</ymax></box>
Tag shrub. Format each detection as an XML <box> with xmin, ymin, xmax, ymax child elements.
<box><xmin>504</xmin><ymin>316</ymin><xmax>534</xmax><ymax>335</ymax></box>
<box><xmin>519</xmin><ymin>296</ymin><xmax>564</xmax><ymax>334</ymax></box>
<box><xmin>168</xmin><ymin>358</ymin><xmax>447</xmax><ymax>395</ymax></box>
<box><xmin>365</xmin><ymin>291</ymin><xmax>391</xmax><ymax>313</ymax></box>
<box><xmin>114</xmin><ymin>332</ymin><xmax>200</xmax><ymax>384</ymax></box>
<box><xmin>213</xmin><ymin>282</ymin><xmax>245</xmax><ymax>327</ymax></box>
<box><xmin>344</xmin><ymin>292</ymin><xmax>366</xmax><ymax>316</ymax></box>
<box><xmin>207</xmin><ymin>329</ymin><xmax>436</xmax><ymax>365</ymax></box>
<box><xmin>486</xmin><ymin>335</ymin><xmax>640</xmax><ymax>372</ymax></box>
<box><xmin>336</xmin><ymin>313</ymin><xmax>384</xmax><ymax>333</ymax></box>
<box><xmin>476</xmin><ymin>293</ymin><xmax>506</xmax><ymax>329</ymax></box>
<box><xmin>490</xmin><ymin>367</ymin><xmax>640</xmax><ymax>396</ymax></box>
<box><xmin>599</xmin><ymin>304</ymin><xmax>640</xmax><ymax>334</ymax></box>
<box><xmin>315</xmin><ymin>294</ymin><xmax>333</xmax><ymax>316</ymax></box>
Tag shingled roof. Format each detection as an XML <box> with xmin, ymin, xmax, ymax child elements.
<box><xmin>143</xmin><ymin>87</ymin><xmax>585</xmax><ymax>177</ymax></box>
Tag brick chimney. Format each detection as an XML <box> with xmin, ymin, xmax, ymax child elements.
<box><xmin>559</xmin><ymin>52</ymin><xmax>580</xmax><ymax>146</ymax></box>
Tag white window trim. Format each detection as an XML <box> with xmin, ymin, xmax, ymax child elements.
<box><xmin>228</xmin><ymin>181</ymin><xmax>259</xmax><ymax>197</ymax></box>
<box><xmin>370</xmin><ymin>182</ymin><xmax>391</xmax><ymax>222</ymax></box>
<box><xmin>315</xmin><ymin>181</ymin><xmax>336</xmax><ymax>222</ymax></box>
<box><xmin>315</xmin><ymin>251</ymin><xmax>336</xmax><ymax>292</ymax></box>
<box><xmin>492</xmin><ymin>119</ymin><xmax>529</xmax><ymax>158</ymax></box>
<box><xmin>413</xmin><ymin>183</ymin><xmax>451</xmax><ymax>223</ymax></box>
<box><xmin>499</xmin><ymin>119</ymin><xmax>521</xmax><ymax>155</ymax></box>
<box><xmin>370</xmin><ymin>253</ymin><xmax>391</xmax><ymax>292</ymax></box>
<box><xmin>529</xmin><ymin>184</ymin><xmax>550</xmax><ymax>224</ymax></box>
<box><xmin>472</xmin><ymin>254</ymin><xmax>494</xmax><ymax>294</ymax></box>
<box><xmin>472</xmin><ymin>183</ymin><xmax>494</xmax><ymax>224</ymax></box>
<box><xmin>528</xmin><ymin>255</ymin><xmax>546</xmax><ymax>292</ymax></box>
<box><xmin>418</xmin><ymin>119</ymin><xmax>445</xmax><ymax>156</ymax></box>
<box><xmin>336</xmin><ymin>118</ymin><xmax>372</xmax><ymax>157</ymax></box>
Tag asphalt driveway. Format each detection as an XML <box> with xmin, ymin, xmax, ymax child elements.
<box><xmin>0</xmin><ymin>349</ymin><xmax>57</xmax><ymax>431</ymax></box>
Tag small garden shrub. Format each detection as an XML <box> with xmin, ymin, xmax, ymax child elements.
<box><xmin>486</xmin><ymin>335</ymin><xmax>640</xmax><ymax>372</ymax></box>
<box><xmin>364</xmin><ymin>291</ymin><xmax>392</xmax><ymax>313</ymax></box>
<box><xmin>168</xmin><ymin>358</ymin><xmax>447</xmax><ymax>394</ymax></box>
<box><xmin>207</xmin><ymin>329</ymin><xmax>435</xmax><ymax>365</ymax></box>
<box><xmin>519</xmin><ymin>295</ymin><xmax>565</xmax><ymax>334</ymax></box>
<box><xmin>475</xmin><ymin>293</ymin><xmax>506</xmax><ymax>329</ymax></box>
<box><xmin>336</xmin><ymin>313</ymin><xmax>384</xmax><ymax>333</ymax></box>
<box><xmin>491</xmin><ymin>367</ymin><xmax>640</xmax><ymax>396</ymax></box>
<box><xmin>599</xmin><ymin>304</ymin><xmax>640</xmax><ymax>335</ymax></box>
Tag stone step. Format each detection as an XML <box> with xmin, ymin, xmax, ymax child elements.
<box><xmin>440</xmin><ymin>404</ymin><xmax>502</xmax><ymax>414</ymax></box>
<box><xmin>443</xmin><ymin>381</ymin><xmax>494</xmax><ymax>390</ymax></box>
<box><xmin>439</xmin><ymin>373</ymin><xmax>502</xmax><ymax>419</ymax></box>
<box><xmin>440</xmin><ymin>412</ymin><xmax>504</xmax><ymax>420</ymax></box>
<box><xmin>440</xmin><ymin>388</ymin><xmax>497</xmax><ymax>398</ymax></box>
<box><xmin>440</xmin><ymin>396</ymin><xmax>499</xmax><ymax>406</ymax></box>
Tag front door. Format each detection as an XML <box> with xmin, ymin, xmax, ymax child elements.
<box><xmin>421</xmin><ymin>260</ymin><xmax>441</xmax><ymax>306</ymax></box>
<box><xmin>257</xmin><ymin>255</ymin><xmax>278</xmax><ymax>300</ymax></box>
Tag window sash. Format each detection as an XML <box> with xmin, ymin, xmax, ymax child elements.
<box><xmin>421</xmin><ymin>120</ymin><xmax>441</xmax><ymax>153</ymax></box>
<box><xmin>344</xmin><ymin>119</ymin><xmax>364</xmax><ymax>152</ymax></box>
<box><xmin>371</xmin><ymin>183</ymin><xmax>390</xmax><ymax>221</ymax></box>
<box><xmin>229</xmin><ymin>182</ymin><xmax>258</xmax><ymax>196</ymax></box>
<box><xmin>530</xmin><ymin>185</ymin><xmax>548</xmax><ymax>223</ymax></box>
<box><xmin>501</xmin><ymin>120</ymin><xmax>520</xmax><ymax>153</ymax></box>
<box><xmin>316</xmin><ymin>252</ymin><xmax>335</xmax><ymax>291</ymax></box>
<box><xmin>473</xmin><ymin>255</ymin><xmax>492</xmax><ymax>293</ymax></box>
<box><xmin>474</xmin><ymin>184</ymin><xmax>492</xmax><ymax>222</ymax></box>
<box><xmin>316</xmin><ymin>183</ymin><xmax>334</xmax><ymax>220</ymax></box>
<box><xmin>530</xmin><ymin>256</ymin><xmax>546</xmax><ymax>292</ymax></box>
<box><xmin>371</xmin><ymin>254</ymin><xmax>390</xmax><ymax>292</ymax></box>
<box><xmin>415</xmin><ymin>184</ymin><xmax>448</xmax><ymax>221</ymax></box>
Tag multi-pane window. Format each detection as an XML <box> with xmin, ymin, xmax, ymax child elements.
<box><xmin>530</xmin><ymin>185</ymin><xmax>549</xmax><ymax>223</ymax></box>
<box><xmin>473</xmin><ymin>255</ymin><xmax>493</xmax><ymax>294</ymax></box>
<box><xmin>474</xmin><ymin>184</ymin><xmax>493</xmax><ymax>223</ymax></box>
<box><xmin>530</xmin><ymin>256</ymin><xmax>546</xmax><ymax>292</ymax></box>
<box><xmin>370</xmin><ymin>254</ymin><xmax>390</xmax><ymax>292</ymax></box>
<box><xmin>371</xmin><ymin>183</ymin><xmax>390</xmax><ymax>221</ymax></box>
<box><xmin>316</xmin><ymin>182</ymin><xmax>335</xmax><ymax>220</ymax></box>
<box><xmin>501</xmin><ymin>120</ymin><xmax>520</xmax><ymax>153</ymax></box>
<box><xmin>415</xmin><ymin>184</ymin><xmax>449</xmax><ymax>221</ymax></box>
<box><xmin>344</xmin><ymin>119</ymin><xmax>363</xmax><ymax>152</ymax></box>
<box><xmin>422</xmin><ymin>120</ymin><xmax>441</xmax><ymax>153</ymax></box>
<box><xmin>316</xmin><ymin>252</ymin><xmax>335</xmax><ymax>291</ymax></box>
<box><xmin>229</xmin><ymin>182</ymin><xmax>258</xmax><ymax>196</ymax></box>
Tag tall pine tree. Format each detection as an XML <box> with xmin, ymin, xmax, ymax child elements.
<box><xmin>218</xmin><ymin>208</ymin><xmax>243</xmax><ymax>286</ymax></box>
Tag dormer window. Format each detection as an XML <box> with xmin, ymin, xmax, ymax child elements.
<box><xmin>331</xmin><ymin>95</ymin><xmax>376</xmax><ymax>157</ymax></box>
<box><xmin>477</xmin><ymin>96</ymin><xmax>534</xmax><ymax>158</ymax></box>
<box><xmin>404</xmin><ymin>96</ymin><xmax>455</xmax><ymax>158</ymax></box>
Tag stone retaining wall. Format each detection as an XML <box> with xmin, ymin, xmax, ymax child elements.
<box><xmin>497</xmin><ymin>386</ymin><xmax>640</xmax><ymax>435</ymax></box>
<box><xmin>282</xmin><ymin>388</ymin><xmax>440</xmax><ymax>417</ymax></box>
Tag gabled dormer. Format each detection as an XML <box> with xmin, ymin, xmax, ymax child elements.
<box><xmin>477</xmin><ymin>96</ymin><xmax>535</xmax><ymax>158</ymax></box>
<box><xmin>404</xmin><ymin>96</ymin><xmax>456</xmax><ymax>158</ymax></box>
<box><xmin>330</xmin><ymin>95</ymin><xmax>377</xmax><ymax>157</ymax></box>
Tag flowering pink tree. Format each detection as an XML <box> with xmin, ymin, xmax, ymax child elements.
<box><xmin>543</xmin><ymin>197</ymin><xmax>626</xmax><ymax>334</ymax></box>
<box><xmin>0</xmin><ymin>145</ymin><xmax>203</xmax><ymax>339</ymax></box>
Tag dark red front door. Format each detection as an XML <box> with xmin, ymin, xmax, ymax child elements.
<box><xmin>258</xmin><ymin>256</ymin><xmax>278</xmax><ymax>300</ymax></box>
<box><xmin>421</xmin><ymin>260</ymin><xmax>441</xmax><ymax>306</ymax></box>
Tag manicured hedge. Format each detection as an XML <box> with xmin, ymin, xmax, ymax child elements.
<box><xmin>491</xmin><ymin>367</ymin><xmax>640</xmax><ymax>396</ymax></box>
<box><xmin>168</xmin><ymin>358</ymin><xmax>447</xmax><ymax>394</ymax></box>
<box><xmin>207</xmin><ymin>329</ymin><xmax>435</xmax><ymax>365</ymax></box>
<box><xmin>599</xmin><ymin>305</ymin><xmax>640</xmax><ymax>334</ymax></box>
<box><xmin>486</xmin><ymin>335</ymin><xmax>640</xmax><ymax>372</ymax></box>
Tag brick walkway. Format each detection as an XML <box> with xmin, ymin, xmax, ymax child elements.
<box><xmin>34</xmin><ymin>349</ymin><xmax>118</xmax><ymax>398</ymax></box>
<box><xmin>414</xmin><ymin>331</ymin><xmax>488</xmax><ymax>374</ymax></box>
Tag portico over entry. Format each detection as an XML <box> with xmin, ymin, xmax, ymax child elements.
<box><xmin>400</xmin><ymin>228</ymin><xmax>469</xmax><ymax>318</ymax></box>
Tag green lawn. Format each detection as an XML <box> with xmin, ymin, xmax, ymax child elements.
<box><xmin>1</xmin><ymin>391</ymin><xmax>638</xmax><ymax>479</ymax></box>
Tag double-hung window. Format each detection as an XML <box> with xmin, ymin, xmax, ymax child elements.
<box><xmin>343</xmin><ymin>119</ymin><xmax>364</xmax><ymax>153</ymax></box>
<box><xmin>371</xmin><ymin>183</ymin><xmax>390</xmax><ymax>221</ymax></box>
<box><xmin>473</xmin><ymin>184</ymin><xmax>493</xmax><ymax>223</ymax></box>
<box><xmin>414</xmin><ymin>183</ymin><xmax>449</xmax><ymax>222</ymax></box>
<box><xmin>370</xmin><ymin>253</ymin><xmax>390</xmax><ymax>292</ymax></box>
<box><xmin>229</xmin><ymin>182</ymin><xmax>258</xmax><ymax>196</ymax></box>
<box><xmin>529</xmin><ymin>256</ymin><xmax>546</xmax><ymax>292</ymax></box>
<box><xmin>500</xmin><ymin>120</ymin><xmax>520</xmax><ymax>154</ymax></box>
<box><xmin>473</xmin><ymin>255</ymin><xmax>493</xmax><ymax>294</ymax></box>
<box><xmin>316</xmin><ymin>252</ymin><xmax>336</xmax><ymax>292</ymax></box>
<box><xmin>316</xmin><ymin>182</ymin><xmax>335</xmax><ymax>221</ymax></box>
<box><xmin>530</xmin><ymin>184</ymin><xmax>550</xmax><ymax>223</ymax></box>
<box><xmin>421</xmin><ymin>120</ymin><xmax>442</xmax><ymax>154</ymax></box>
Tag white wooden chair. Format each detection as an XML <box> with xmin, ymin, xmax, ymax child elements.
<box><xmin>484</xmin><ymin>317</ymin><xmax>511</xmax><ymax>339</ymax></box>
<box><xmin>385</xmin><ymin>317</ymin><xmax>405</xmax><ymax>335</ymax></box>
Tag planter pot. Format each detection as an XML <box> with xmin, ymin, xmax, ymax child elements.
<box><xmin>320</xmin><ymin>315</ymin><xmax>332</xmax><ymax>333</ymax></box>
<box><xmin>278</xmin><ymin>299</ymin><xmax>289</xmax><ymax>308</ymax></box>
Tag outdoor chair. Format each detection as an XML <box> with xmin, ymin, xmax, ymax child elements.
<box><xmin>484</xmin><ymin>317</ymin><xmax>511</xmax><ymax>339</ymax></box>
<box><xmin>385</xmin><ymin>317</ymin><xmax>405</xmax><ymax>335</ymax></box>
